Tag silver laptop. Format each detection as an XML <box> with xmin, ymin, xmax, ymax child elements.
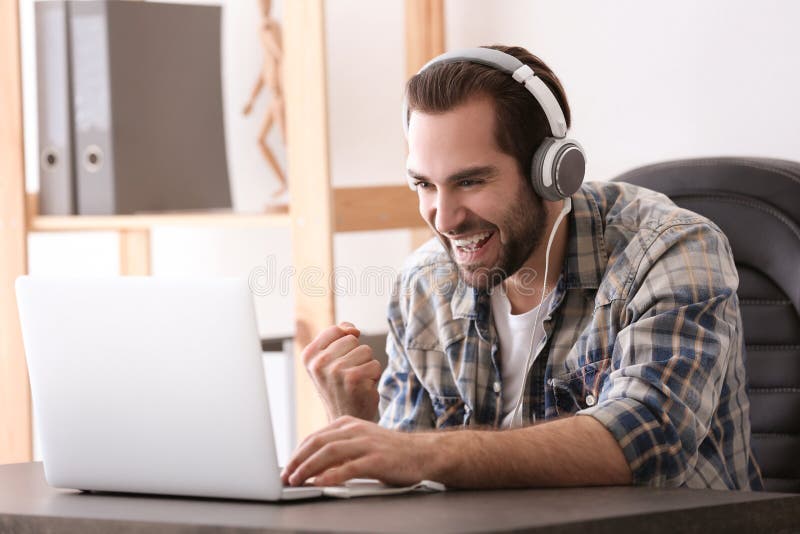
<box><xmin>14</xmin><ymin>276</ymin><xmax>333</xmax><ymax>501</ymax></box>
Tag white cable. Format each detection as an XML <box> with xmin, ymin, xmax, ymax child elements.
<box><xmin>509</xmin><ymin>197</ymin><xmax>572</xmax><ymax>427</ymax></box>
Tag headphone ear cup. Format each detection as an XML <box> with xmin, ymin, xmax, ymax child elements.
<box><xmin>530</xmin><ymin>137</ymin><xmax>585</xmax><ymax>201</ymax></box>
<box><xmin>530</xmin><ymin>137</ymin><xmax>559</xmax><ymax>201</ymax></box>
<box><xmin>552</xmin><ymin>139</ymin><xmax>586</xmax><ymax>199</ymax></box>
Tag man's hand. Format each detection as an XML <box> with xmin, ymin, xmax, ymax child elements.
<box><xmin>282</xmin><ymin>415</ymin><xmax>631</xmax><ymax>490</ymax></box>
<box><xmin>302</xmin><ymin>322</ymin><xmax>383</xmax><ymax>422</ymax></box>
<box><xmin>281</xmin><ymin>416</ymin><xmax>434</xmax><ymax>487</ymax></box>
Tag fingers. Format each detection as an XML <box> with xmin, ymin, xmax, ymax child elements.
<box><xmin>354</xmin><ymin>359</ymin><xmax>383</xmax><ymax>383</ymax></box>
<box><xmin>326</xmin><ymin>334</ymin><xmax>364</xmax><ymax>361</ymax></box>
<box><xmin>333</xmin><ymin>357</ymin><xmax>381</xmax><ymax>408</ymax></box>
<box><xmin>281</xmin><ymin>418</ymin><xmax>360</xmax><ymax>484</ymax></box>
<box><xmin>282</xmin><ymin>420</ymin><xmax>425</xmax><ymax>488</ymax></box>
<box><xmin>314</xmin><ymin>457</ymin><xmax>374</xmax><ymax>487</ymax></box>
<box><xmin>302</xmin><ymin>323</ymin><xmax>360</xmax><ymax>365</ymax></box>
<box><xmin>300</xmin><ymin>322</ymin><xmax>379</xmax><ymax>422</ymax></box>
<box><xmin>291</xmin><ymin>416</ymin><xmax>359</xmax><ymax>454</ymax></box>
<box><xmin>339</xmin><ymin>359</ymin><xmax>382</xmax><ymax>393</ymax></box>
<box><xmin>338</xmin><ymin>321</ymin><xmax>358</xmax><ymax>332</ymax></box>
<box><xmin>330</xmin><ymin>344</ymin><xmax>375</xmax><ymax>372</ymax></box>
<box><xmin>288</xmin><ymin>437</ymin><xmax>371</xmax><ymax>487</ymax></box>
<box><xmin>307</xmin><ymin>337</ymin><xmax>376</xmax><ymax>384</ymax></box>
<box><xmin>306</xmin><ymin>335</ymin><xmax>359</xmax><ymax>375</ymax></box>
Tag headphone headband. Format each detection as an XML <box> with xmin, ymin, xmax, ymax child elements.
<box><xmin>403</xmin><ymin>47</ymin><xmax>568</xmax><ymax>138</ymax></box>
<box><xmin>403</xmin><ymin>46</ymin><xmax>585</xmax><ymax>202</ymax></box>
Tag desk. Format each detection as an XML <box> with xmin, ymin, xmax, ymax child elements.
<box><xmin>0</xmin><ymin>462</ymin><xmax>798</xmax><ymax>533</ymax></box>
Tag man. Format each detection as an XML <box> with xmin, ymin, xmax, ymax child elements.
<box><xmin>281</xmin><ymin>45</ymin><xmax>763</xmax><ymax>490</ymax></box>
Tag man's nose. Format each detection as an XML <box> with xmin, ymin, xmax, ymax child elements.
<box><xmin>433</xmin><ymin>191</ymin><xmax>466</xmax><ymax>235</ymax></box>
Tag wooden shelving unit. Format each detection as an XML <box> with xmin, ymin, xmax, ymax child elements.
<box><xmin>0</xmin><ymin>0</ymin><xmax>443</xmax><ymax>462</ymax></box>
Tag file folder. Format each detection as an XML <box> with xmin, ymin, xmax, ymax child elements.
<box><xmin>67</xmin><ymin>0</ymin><xmax>231</xmax><ymax>215</ymax></box>
<box><xmin>35</xmin><ymin>1</ymin><xmax>76</xmax><ymax>215</ymax></box>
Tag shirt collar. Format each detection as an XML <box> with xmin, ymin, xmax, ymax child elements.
<box><xmin>451</xmin><ymin>280</ymin><xmax>478</xmax><ymax>320</ymax></box>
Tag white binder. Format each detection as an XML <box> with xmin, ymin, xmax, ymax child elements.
<box><xmin>35</xmin><ymin>1</ymin><xmax>75</xmax><ymax>215</ymax></box>
<box><xmin>67</xmin><ymin>0</ymin><xmax>115</xmax><ymax>215</ymax></box>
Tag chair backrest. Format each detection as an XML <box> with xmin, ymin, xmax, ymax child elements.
<box><xmin>614</xmin><ymin>157</ymin><xmax>800</xmax><ymax>492</ymax></box>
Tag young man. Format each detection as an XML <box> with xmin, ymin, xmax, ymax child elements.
<box><xmin>281</xmin><ymin>45</ymin><xmax>763</xmax><ymax>490</ymax></box>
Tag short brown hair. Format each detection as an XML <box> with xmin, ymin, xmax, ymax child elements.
<box><xmin>405</xmin><ymin>45</ymin><xmax>571</xmax><ymax>184</ymax></box>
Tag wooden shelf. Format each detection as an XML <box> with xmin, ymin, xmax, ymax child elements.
<box><xmin>26</xmin><ymin>185</ymin><xmax>427</xmax><ymax>234</ymax></box>
<box><xmin>28</xmin><ymin>212</ymin><xmax>292</xmax><ymax>232</ymax></box>
<box><xmin>333</xmin><ymin>185</ymin><xmax>426</xmax><ymax>233</ymax></box>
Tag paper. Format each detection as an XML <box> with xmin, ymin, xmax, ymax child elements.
<box><xmin>321</xmin><ymin>479</ymin><xmax>446</xmax><ymax>499</ymax></box>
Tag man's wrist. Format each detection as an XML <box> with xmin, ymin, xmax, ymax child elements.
<box><xmin>416</xmin><ymin>429</ymin><xmax>472</xmax><ymax>483</ymax></box>
<box><xmin>325</xmin><ymin>403</ymin><xmax>378</xmax><ymax>423</ymax></box>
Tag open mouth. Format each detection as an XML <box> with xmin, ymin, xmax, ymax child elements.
<box><xmin>451</xmin><ymin>230</ymin><xmax>495</xmax><ymax>257</ymax></box>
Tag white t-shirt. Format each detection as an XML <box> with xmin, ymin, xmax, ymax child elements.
<box><xmin>490</xmin><ymin>287</ymin><xmax>556</xmax><ymax>428</ymax></box>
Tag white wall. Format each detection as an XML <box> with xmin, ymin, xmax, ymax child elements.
<box><xmin>446</xmin><ymin>0</ymin><xmax>800</xmax><ymax>181</ymax></box>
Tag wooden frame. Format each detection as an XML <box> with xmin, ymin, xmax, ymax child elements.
<box><xmin>405</xmin><ymin>0</ymin><xmax>445</xmax><ymax>75</ymax></box>
<box><xmin>0</xmin><ymin>0</ymin><xmax>32</xmax><ymax>464</ymax></box>
<box><xmin>0</xmin><ymin>0</ymin><xmax>444</xmax><ymax>462</ymax></box>
<box><xmin>282</xmin><ymin>0</ymin><xmax>336</xmax><ymax>438</ymax></box>
<box><xmin>405</xmin><ymin>0</ymin><xmax>443</xmax><ymax>248</ymax></box>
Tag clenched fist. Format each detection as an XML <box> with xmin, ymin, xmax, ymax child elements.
<box><xmin>302</xmin><ymin>322</ymin><xmax>382</xmax><ymax>422</ymax></box>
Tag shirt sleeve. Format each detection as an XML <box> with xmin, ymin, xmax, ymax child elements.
<box><xmin>377</xmin><ymin>275</ymin><xmax>435</xmax><ymax>431</ymax></box>
<box><xmin>577</xmin><ymin>220</ymin><xmax>744</xmax><ymax>487</ymax></box>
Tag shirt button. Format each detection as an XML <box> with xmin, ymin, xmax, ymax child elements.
<box><xmin>585</xmin><ymin>394</ymin><xmax>596</xmax><ymax>407</ymax></box>
<box><xmin>493</xmin><ymin>381</ymin><xmax>501</xmax><ymax>394</ymax></box>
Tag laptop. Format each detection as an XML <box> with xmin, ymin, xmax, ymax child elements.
<box><xmin>15</xmin><ymin>276</ymin><xmax>443</xmax><ymax>501</ymax></box>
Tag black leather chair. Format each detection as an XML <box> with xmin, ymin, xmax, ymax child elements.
<box><xmin>614</xmin><ymin>157</ymin><xmax>800</xmax><ymax>492</ymax></box>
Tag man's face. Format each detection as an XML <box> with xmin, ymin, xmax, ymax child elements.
<box><xmin>406</xmin><ymin>97</ymin><xmax>548</xmax><ymax>290</ymax></box>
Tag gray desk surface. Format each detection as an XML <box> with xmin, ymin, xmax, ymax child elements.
<box><xmin>1</xmin><ymin>462</ymin><xmax>798</xmax><ymax>533</ymax></box>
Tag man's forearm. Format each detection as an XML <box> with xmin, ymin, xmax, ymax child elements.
<box><xmin>424</xmin><ymin>414</ymin><xmax>632</xmax><ymax>488</ymax></box>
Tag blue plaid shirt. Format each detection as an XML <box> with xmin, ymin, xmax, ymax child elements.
<box><xmin>379</xmin><ymin>181</ymin><xmax>763</xmax><ymax>490</ymax></box>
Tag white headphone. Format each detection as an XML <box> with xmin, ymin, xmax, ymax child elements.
<box><xmin>508</xmin><ymin>196</ymin><xmax>571</xmax><ymax>427</ymax></box>
<box><xmin>403</xmin><ymin>47</ymin><xmax>586</xmax><ymax>202</ymax></box>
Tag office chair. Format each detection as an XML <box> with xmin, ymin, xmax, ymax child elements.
<box><xmin>614</xmin><ymin>157</ymin><xmax>800</xmax><ymax>493</ymax></box>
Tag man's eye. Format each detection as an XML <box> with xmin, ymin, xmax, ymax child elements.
<box><xmin>459</xmin><ymin>179</ymin><xmax>478</xmax><ymax>187</ymax></box>
<box><xmin>414</xmin><ymin>181</ymin><xmax>431</xmax><ymax>190</ymax></box>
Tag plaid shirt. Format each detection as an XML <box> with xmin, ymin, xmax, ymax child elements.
<box><xmin>379</xmin><ymin>181</ymin><xmax>763</xmax><ymax>490</ymax></box>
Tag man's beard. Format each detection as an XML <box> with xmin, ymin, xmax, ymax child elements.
<box><xmin>440</xmin><ymin>185</ymin><xmax>548</xmax><ymax>292</ymax></box>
